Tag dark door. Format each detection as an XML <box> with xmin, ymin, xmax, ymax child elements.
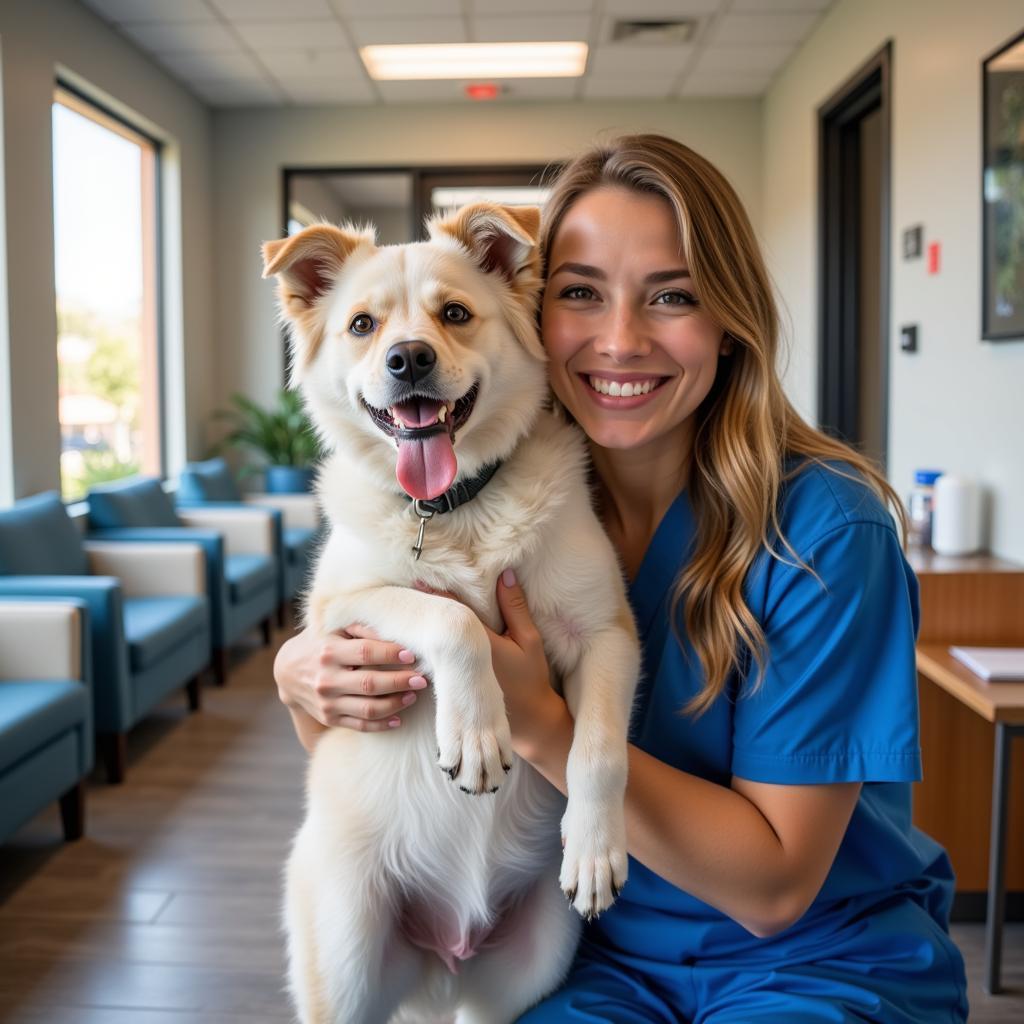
<box><xmin>818</xmin><ymin>42</ymin><xmax>892</xmax><ymax>468</ymax></box>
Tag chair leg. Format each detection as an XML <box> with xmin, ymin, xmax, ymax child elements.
<box><xmin>186</xmin><ymin>675</ymin><xmax>201</xmax><ymax>712</ymax></box>
<box><xmin>59</xmin><ymin>781</ymin><xmax>85</xmax><ymax>841</ymax></box>
<box><xmin>214</xmin><ymin>647</ymin><xmax>229</xmax><ymax>687</ymax></box>
<box><xmin>100</xmin><ymin>732</ymin><xmax>128</xmax><ymax>784</ymax></box>
<box><xmin>261</xmin><ymin>616</ymin><xmax>273</xmax><ymax>647</ymax></box>
<box><xmin>277</xmin><ymin>601</ymin><xmax>287</xmax><ymax>628</ymax></box>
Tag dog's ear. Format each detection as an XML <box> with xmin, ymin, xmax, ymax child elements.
<box><xmin>428</xmin><ymin>203</ymin><xmax>541</xmax><ymax>288</ymax></box>
<box><xmin>262</xmin><ymin>224</ymin><xmax>374</xmax><ymax>375</ymax></box>
<box><xmin>261</xmin><ymin>224</ymin><xmax>371</xmax><ymax>319</ymax></box>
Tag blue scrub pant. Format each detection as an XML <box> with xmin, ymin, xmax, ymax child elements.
<box><xmin>517</xmin><ymin>899</ymin><xmax>968</xmax><ymax>1023</ymax></box>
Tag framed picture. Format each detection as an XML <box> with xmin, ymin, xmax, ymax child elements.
<box><xmin>982</xmin><ymin>28</ymin><xmax>1024</xmax><ymax>340</ymax></box>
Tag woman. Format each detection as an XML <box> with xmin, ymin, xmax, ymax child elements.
<box><xmin>275</xmin><ymin>134</ymin><xmax>968</xmax><ymax>1022</ymax></box>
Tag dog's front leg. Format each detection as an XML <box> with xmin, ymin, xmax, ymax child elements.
<box><xmin>559</xmin><ymin>606</ymin><xmax>640</xmax><ymax>918</ymax></box>
<box><xmin>310</xmin><ymin>585</ymin><xmax>513</xmax><ymax>794</ymax></box>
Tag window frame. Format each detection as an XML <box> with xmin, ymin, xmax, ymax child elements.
<box><xmin>52</xmin><ymin>82</ymin><xmax>166</xmax><ymax>497</ymax></box>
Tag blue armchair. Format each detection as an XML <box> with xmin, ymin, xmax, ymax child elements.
<box><xmin>177</xmin><ymin>458</ymin><xmax>322</xmax><ymax>625</ymax></box>
<box><xmin>86</xmin><ymin>476</ymin><xmax>278</xmax><ymax>685</ymax></box>
<box><xmin>0</xmin><ymin>598</ymin><xmax>93</xmax><ymax>843</ymax></box>
<box><xmin>0</xmin><ymin>491</ymin><xmax>209</xmax><ymax>782</ymax></box>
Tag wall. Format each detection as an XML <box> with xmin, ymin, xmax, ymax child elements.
<box><xmin>763</xmin><ymin>0</ymin><xmax>1024</xmax><ymax>561</ymax></box>
<box><xmin>212</xmin><ymin>99</ymin><xmax>762</xmax><ymax>419</ymax></box>
<box><xmin>0</xmin><ymin>0</ymin><xmax>214</xmax><ymax>501</ymax></box>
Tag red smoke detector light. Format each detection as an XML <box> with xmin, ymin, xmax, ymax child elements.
<box><xmin>465</xmin><ymin>82</ymin><xmax>500</xmax><ymax>100</ymax></box>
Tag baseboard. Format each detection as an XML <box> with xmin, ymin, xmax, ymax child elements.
<box><xmin>951</xmin><ymin>891</ymin><xmax>1024</xmax><ymax>922</ymax></box>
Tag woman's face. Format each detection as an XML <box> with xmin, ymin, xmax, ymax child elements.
<box><xmin>541</xmin><ymin>186</ymin><xmax>729</xmax><ymax>454</ymax></box>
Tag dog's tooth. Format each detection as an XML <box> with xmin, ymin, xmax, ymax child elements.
<box><xmin>437</xmin><ymin>405</ymin><xmax>447</xmax><ymax>423</ymax></box>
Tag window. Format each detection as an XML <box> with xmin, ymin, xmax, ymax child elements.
<box><xmin>52</xmin><ymin>87</ymin><xmax>161</xmax><ymax>501</ymax></box>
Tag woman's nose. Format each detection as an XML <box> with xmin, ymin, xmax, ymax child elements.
<box><xmin>593</xmin><ymin>304</ymin><xmax>652</xmax><ymax>362</ymax></box>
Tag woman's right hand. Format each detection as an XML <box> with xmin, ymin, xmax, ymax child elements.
<box><xmin>273</xmin><ymin>622</ymin><xmax>428</xmax><ymax>732</ymax></box>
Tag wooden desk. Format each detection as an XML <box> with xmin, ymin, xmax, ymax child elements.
<box><xmin>911</xmin><ymin>551</ymin><xmax>1024</xmax><ymax>995</ymax></box>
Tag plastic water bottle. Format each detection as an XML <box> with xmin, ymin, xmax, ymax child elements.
<box><xmin>907</xmin><ymin>469</ymin><xmax>942</xmax><ymax>549</ymax></box>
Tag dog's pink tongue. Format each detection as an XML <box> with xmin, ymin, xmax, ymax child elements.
<box><xmin>393</xmin><ymin>398</ymin><xmax>457</xmax><ymax>500</ymax></box>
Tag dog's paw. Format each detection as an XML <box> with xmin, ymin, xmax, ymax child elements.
<box><xmin>436</xmin><ymin>698</ymin><xmax>513</xmax><ymax>795</ymax></box>
<box><xmin>559</xmin><ymin>802</ymin><xmax>628</xmax><ymax>919</ymax></box>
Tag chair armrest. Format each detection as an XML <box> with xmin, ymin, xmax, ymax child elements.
<box><xmin>0</xmin><ymin>599</ymin><xmax>88</xmax><ymax>682</ymax></box>
<box><xmin>0</xmin><ymin>577</ymin><xmax>128</xmax><ymax>731</ymax></box>
<box><xmin>244</xmin><ymin>492</ymin><xmax>321</xmax><ymax>532</ymax></box>
<box><xmin>83</xmin><ymin>541</ymin><xmax>205</xmax><ymax>598</ymax></box>
<box><xmin>177</xmin><ymin>507</ymin><xmax>276</xmax><ymax>557</ymax></box>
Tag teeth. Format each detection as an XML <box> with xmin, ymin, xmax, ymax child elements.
<box><xmin>587</xmin><ymin>376</ymin><xmax>659</xmax><ymax>397</ymax></box>
<box><xmin>437</xmin><ymin>405</ymin><xmax>447</xmax><ymax>423</ymax></box>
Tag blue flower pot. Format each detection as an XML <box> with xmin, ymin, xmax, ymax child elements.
<box><xmin>265</xmin><ymin>465</ymin><xmax>315</xmax><ymax>493</ymax></box>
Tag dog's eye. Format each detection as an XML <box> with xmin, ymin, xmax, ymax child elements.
<box><xmin>349</xmin><ymin>313</ymin><xmax>375</xmax><ymax>335</ymax></box>
<box><xmin>442</xmin><ymin>302</ymin><xmax>472</xmax><ymax>324</ymax></box>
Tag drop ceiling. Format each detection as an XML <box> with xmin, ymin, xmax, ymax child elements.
<box><xmin>78</xmin><ymin>0</ymin><xmax>835</xmax><ymax>107</ymax></box>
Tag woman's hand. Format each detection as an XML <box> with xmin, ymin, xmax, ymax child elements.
<box><xmin>273</xmin><ymin>622</ymin><xmax>428</xmax><ymax>732</ymax></box>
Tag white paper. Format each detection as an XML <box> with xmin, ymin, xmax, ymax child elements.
<box><xmin>949</xmin><ymin>646</ymin><xmax>1024</xmax><ymax>681</ymax></box>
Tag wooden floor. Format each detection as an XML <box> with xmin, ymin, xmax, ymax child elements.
<box><xmin>0</xmin><ymin>622</ymin><xmax>1022</xmax><ymax>1022</ymax></box>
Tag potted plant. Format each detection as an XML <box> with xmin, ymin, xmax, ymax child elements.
<box><xmin>212</xmin><ymin>389</ymin><xmax>321</xmax><ymax>493</ymax></box>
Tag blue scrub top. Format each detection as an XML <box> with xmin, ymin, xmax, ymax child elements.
<box><xmin>591</xmin><ymin>461</ymin><xmax>957</xmax><ymax>966</ymax></box>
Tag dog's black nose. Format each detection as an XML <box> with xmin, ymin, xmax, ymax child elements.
<box><xmin>385</xmin><ymin>340</ymin><xmax>436</xmax><ymax>386</ymax></box>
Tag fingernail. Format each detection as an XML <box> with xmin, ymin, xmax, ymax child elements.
<box><xmin>401</xmin><ymin>692</ymin><xmax>417</xmax><ymax>706</ymax></box>
<box><xmin>409</xmin><ymin>675</ymin><xmax>428</xmax><ymax>689</ymax></box>
<box><xmin>398</xmin><ymin>649</ymin><xmax>416</xmax><ymax>663</ymax></box>
<box><xmin>387</xmin><ymin>717</ymin><xmax>401</xmax><ymax>728</ymax></box>
<box><xmin>502</xmin><ymin>568</ymin><xmax>517</xmax><ymax>587</ymax></box>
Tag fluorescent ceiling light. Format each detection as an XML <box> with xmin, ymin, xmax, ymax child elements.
<box><xmin>431</xmin><ymin>186</ymin><xmax>551</xmax><ymax>208</ymax></box>
<box><xmin>361</xmin><ymin>42</ymin><xmax>588</xmax><ymax>81</ymax></box>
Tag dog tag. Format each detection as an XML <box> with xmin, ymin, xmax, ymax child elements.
<box><xmin>411</xmin><ymin>500</ymin><xmax>435</xmax><ymax>560</ymax></box>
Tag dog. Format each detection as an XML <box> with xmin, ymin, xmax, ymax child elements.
<box><xmin>262</xmin><ymin>203</ymin><xmax>640</xmax><ymax>1024</ymax></box>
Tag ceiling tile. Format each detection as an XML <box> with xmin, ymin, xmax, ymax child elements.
<box><xmin>156</xmin><ymin>49</ymin><xmax>268</xmax><ymax>82</ymax></box>
<box><xmin>281</xmin><ymin>77</ymin><xmax>377</xmax><ymax>104</ymax></box>
<box><xmin>712</xmin><ymin>12</ymin><xmax>819</xmax><ymax>45</ymax></box>
<box><xmin>332</xmin><ymin>0</ymin><xmax>463</xmax><ymax>16</ymax></box>
<box><xmin>257</xmin><ymin>48</ymin><xmax>364</xmax><ymax>79</ymax></box>
<box><xmin>690</xmin><ymin>44</ymin><xmax>792</xmax><ymax>75</ymax></box>
<box><xmin>209</xmin><ymin>0</ymin><xmax>336</xmax><ymax>20</ymax></box>
<box><xmin>498</xmin><ymin>78</ymin><xmax>579</xmax><ymax>100</ymax></box>
<box><xmin>119</xmin><ymin>20</ymin><xmax>241</xmax><ymax>53</ymax></box>
<box><xmin>81</xmin><ymin>0</ymin><xmax>214</xmax><ymax>23</ymax></box>
<box><xmin>472</xmin><ymin>16</ymin><xmax>591</xmax><ymax>43</ymax></box>
<box><xmin>375</xmin><ymin>79</ymin><xmax>465</xmax><ymax>103</ymax></box>
<box><xmin>583</xmin><ymin>76</ymin><xmax>675</xmax><ymax>99</ymax></box>
<box><xmin>678</xmin><ymin>72</ymin><xmax>771</xmax><ymax>97</ymax></box>
<box><xmin>349</xmin><ymin>18</ymin><xmax>466</xmax><ymax>45</ymax></box>
<box><xmin>731</xmin><ymin>0</ymin><xmax>831</xmax><ymax>10</ymax></box>
<box><xmin>603</xmin><ymin>0</ymin><xmax>720</xmax><ymax>15</ymax></box>
<box><xmin>190</xmin><ymin>78</ymin><xmax>285</xmax><ymax>105</ymax></box>
<box><xmin>233</xmin><ymin>19</ymin><xmax>351</xmax><ymax>49</ymax></box>
<box><xmin>472</xmin><ymin>0</ymin><xmax>593</xmax><ymax>11</ymax></box>
<box><xmin>588</xmin><ymin>45</ymin><xmax>693</xmax><ymax>76</ymax></box>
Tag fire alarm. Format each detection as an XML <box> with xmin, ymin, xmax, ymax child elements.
<box><xmin>465</xmin><ymin>83</ymin><xmax>500</xmax><ymax>101</ymax></box>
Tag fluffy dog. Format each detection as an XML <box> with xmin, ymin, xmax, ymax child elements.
<box><xmin>262</xmin><ymin>203</ymin><xmax>640</xmax><ymax>1024</ymax></box>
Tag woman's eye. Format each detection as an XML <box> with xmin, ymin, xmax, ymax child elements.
<box><xmin>349</xmin><ymin>313</ymin><xmax>375</xmax><ymax>335</ymax></box>
<box><xmin>443</xmin><ymin>302</ymin><xmax>472</xmax><ymax>324</ymax></box>
<box><xmin>561</xmin><ymin>285</ymin><xmax>597</xmax><ymax>301</ymax></box>
<box><xmin>653</xmin><ymin>290</ymin><xmax>697</xmax><ymax>307</ymax></box>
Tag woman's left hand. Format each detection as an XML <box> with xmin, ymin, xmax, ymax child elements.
<box><xmin>415</xmin><ymin>570</ymin><xmax>570</xmax><ymax>758</ymax></box>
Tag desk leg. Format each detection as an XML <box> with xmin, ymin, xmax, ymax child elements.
<box><xmin>985</xmin><ymin>722</ymin><xmax>1012</xmax><ymax>995</ymax></box>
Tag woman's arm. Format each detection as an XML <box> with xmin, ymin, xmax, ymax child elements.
<box><xmin>491</xmin><ymin>572</ymin><xmax>860</xmax><ymax>939</ymax></box>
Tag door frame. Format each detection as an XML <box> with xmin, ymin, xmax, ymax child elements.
<box><xmin>817</xmin><ymin>41</ymin><xmax>892</xmax><ymax>463</ymax></box>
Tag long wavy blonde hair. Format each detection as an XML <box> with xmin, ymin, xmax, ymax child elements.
<box><xmin>540</xmin><ymin>133</ymin><xmax>906</xmax><ymax>716</ymax></box>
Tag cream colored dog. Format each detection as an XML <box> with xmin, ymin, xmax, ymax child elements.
<box><xmin>263</xmin><ymin>204</ymin><xmax>639</xmax><ymax>1024</ymax></box>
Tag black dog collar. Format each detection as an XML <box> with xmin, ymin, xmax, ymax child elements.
<box><xmin>407</xmin><ymin>460</ymin><xmax>503</xmax><ymax>559</ymax></box>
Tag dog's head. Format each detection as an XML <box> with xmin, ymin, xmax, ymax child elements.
<box><xmin>262</xmin><ymin>203</ymin><xmax>546</xmax><ymax>501</ymax></box>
